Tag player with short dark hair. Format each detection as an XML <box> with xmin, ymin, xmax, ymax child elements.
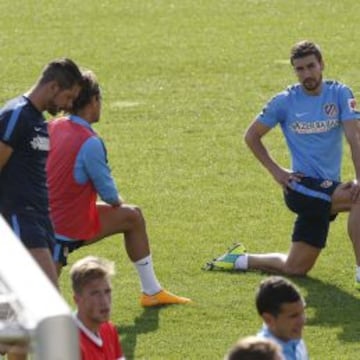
<box><xmin>0</xmin><ymin>58</ymin><xmax>83</xmax><ymax>360</ymax></box>
<box><xmin>256</xmin><ymin>277</ymin><xmax>302</xmax><ymax>317</ymax></box>
<box><xmin>256</xmin><ymin>277</ymin><xmax>308</xmax><ymax>360</ymax></box>
<box><xmin>71</xmin><ymin>256</ymin><xmax>125</xmax><ymax>360</ymax></box>
<box><xmin>38</xmin><ymin>58</ymin><xmax>84</xmax><ymax>93</ymax></box>
<box><xmin>290</xmin><ymin>41</ymin><xmax>322</xmax><ymax>65</ymax></box>
<box><xmin>47</xmin><ymin>70</ymin><xmax>191</xmax><ymax>307</ymax></box>
<box><xmin>204</xmin><ymin>40</ymin><xmax>360</xmax><ymax>284</ymax></box>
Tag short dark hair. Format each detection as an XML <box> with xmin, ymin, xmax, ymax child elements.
<box><xmin>256</xmin><ymin>276</ymin><xmax>302</xmax><ymax>317</ymax></box>
<box><xmin>71</xmin><ymin>70</ymin><xmax>100</xmax><ymax>114</ymax></box>
<box><xmin>38</xmin><ymin>58</ymin><xmax>83</xmax><ymax>89</ymax></box>
<box><xmin>290</xmin><ymin>40</ymin><xmax>322</xmax><ymax>65</ymax></box>
<box><xmin>225</xmin><ymin>336</ymin><xmax>283</xmax><ymax>360</ymax></box>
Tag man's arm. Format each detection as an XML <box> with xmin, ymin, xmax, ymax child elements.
<box><xmin>344</xmin><ymin>120</ymin><xmax>360</xmax><ymax>179</ymax></box>
<box><xmin>0</xmin><ymin>141</ymin><xmax>13</xmax><ymax>171</ymax></box>
<box><xmin>244</xmin><ymin>119</ymin><xmax>300</xmax><ymax>190</ymax></box>
<box><xmin>343</xmin><ymin>120</ymin><xmax>360</xmax><ymax>200</ymax></box>
<box><xmin>77</xmin><ymin>137</ymin><xmax>122</xmax><ymax>206</ymax></box>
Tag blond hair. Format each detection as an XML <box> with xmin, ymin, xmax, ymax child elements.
<box><xmin>70</xmin><ymin>256</ymin><xmax>115</xmax><ymax>295</ymax></box>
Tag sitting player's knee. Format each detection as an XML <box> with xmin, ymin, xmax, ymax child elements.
<box><xmin>128</xmin><ymin>205</ymin><xmax>146</xmax><ymax>225</ymax></box>
<box><xmin>283</xmin><ymin>263</ymin><xmax>309</xmax><ymax>277</ymax></box>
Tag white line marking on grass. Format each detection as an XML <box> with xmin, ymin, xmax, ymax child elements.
<box><xmin>111</xmin><ymin>101</ymin><xmax>142</xmax><ymax>109</ymax></box>
<box><xmin>275</xmin><ymin>59</ymin><xmax>290</xmax><ymax>65</ymax></box>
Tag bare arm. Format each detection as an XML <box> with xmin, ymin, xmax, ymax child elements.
<box><xmin>0</xmin><ymin>141</ymin><xmax>13</xmax><ymax>171</ymax></box>
<box><xmin>343</xmin><ymin>120</ymin><xmax>360</xmax><ymax>201</ymax></box>
<box><xmin>343</xmin><ymin>120</ymin><xmax>360</xmax><ymax>181</ymax></box>
<box><xmin>244</xmin><ymin>119</ymin><xmax>301</xmax><ymax>190</ymax></box>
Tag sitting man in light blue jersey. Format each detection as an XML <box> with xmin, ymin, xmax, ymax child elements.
<box><xmin>204</xmin><ymin>40</ymin><xmax>360</xmax><ymax>286</ymax></box>
<box><xmin>256</xmin><ymin>277</ymin><xmax>308</xmax><ymax>360</ymax></box>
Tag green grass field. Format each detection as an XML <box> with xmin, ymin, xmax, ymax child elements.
<box><xmin>2</xmin><ymin>0</ymin><xmax>360</xmax><ymax>358</ymax></box>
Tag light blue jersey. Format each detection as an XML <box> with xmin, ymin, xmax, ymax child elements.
<box><xmin>69</xmin><ymin>115</ymin><xmax>120</xmax><ymax>204</ymax></box>
<box><xmin>257</xmin><ymin>325</ymin><xmax>309</xmax><ymax>360</ymax></box>
<box><xmin>257</xmin><ymin>80</ymin><xmax>360</xmax><ymax>181</ymax></box>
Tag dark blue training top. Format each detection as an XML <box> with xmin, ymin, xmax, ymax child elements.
<box><xmin>0</xmin><ymin>95</ymin><xmax>50</xmax><ymax>216</ymax></box>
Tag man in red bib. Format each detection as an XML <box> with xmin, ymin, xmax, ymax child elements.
<box><xmin>71</xmin><ymin>256</ymin><xmax>125</xmax><ymax>360</ymax></box>
<box><xmin>47</xmin><ymin>70</ymin><xmax>191</xmax><ymax>307</ymax></box>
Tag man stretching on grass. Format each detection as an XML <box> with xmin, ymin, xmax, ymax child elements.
<box><xmin>204</xmin><ymin>40</ymin><xmax>360</xmax><ymax>286</ymax></box>
<box><xmin>47</xmin><ymin>70</ymin><xmax>191</xmax><ymax>307</ymax></box>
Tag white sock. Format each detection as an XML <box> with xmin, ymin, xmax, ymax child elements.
<box><xmin>356</xmin><ymin>266</ymin><xmax>360</xmax><ymax>282</ymax></box>
<box><xmin>234</xmin><ymin>254</ymin><xmax>249</xmax><ymax>270</ymax></box>
<box><xmin>134</xmin><ymin>255</ymin><xmax>162</xmax><ymax>295</ymax></box>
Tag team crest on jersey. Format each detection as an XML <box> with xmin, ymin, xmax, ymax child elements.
<box><xmin>320</xmin><ymin>180</ymin><xmax>333</xmax><ymax>189</ymax></box>
<box><xmin>323</xmin><ymin>103</ymin><xmax>338</xmax><ymax>117</ymax></box>
<box><xmin>30</xmin><ymin>136</ymin><xmax>50</xmax><ymax>151</ymax></box>
<box><xmin>348</xmin><ymin>98</ymin><xmax>358</xmax><ymax>112</ymax></box>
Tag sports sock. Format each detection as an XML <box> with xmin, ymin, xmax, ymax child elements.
<box><xmin>134</xmin><ymin>255</ymin><xmax>162</xmax><ymax>295</ymax></box>
<box><xmin>356</xmin><ymin>266</ymin><xmax>360</xmax><ymax>282</ymax></box>
<box><xmin>234</xmin><ymin>254</ymin><xmax>249</xmax><ymax>270</ymax></box>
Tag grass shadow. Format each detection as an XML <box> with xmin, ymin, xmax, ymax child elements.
<box><xmin>292</xmin><ymin>276</ymin><xmax>360</xmax><ymax>342</ymax></box>
<box><xmin>117</xmin><ymin>307</ymin><xmax>161</xmax><ymax>360</ymax></box>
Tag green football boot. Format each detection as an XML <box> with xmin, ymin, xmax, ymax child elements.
<box><xmin>203</xmin><ymin>243</ymin><xmax>246</xmax><ymax>271</ymax></box>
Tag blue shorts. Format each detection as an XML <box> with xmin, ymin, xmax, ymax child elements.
<box><xmin>284</xmin><ymin>177</ymin><xmax>340</xmax><ymax>249</ymax></box>
<box><xmin>53</xmin><ymin>237</ymin><xmax>86</xmax><ymax>266</ymax></box>
<box><xmin>3</xmin><ymin>212</ymin><xmax>55</xmax><ymax>251</ymax></box>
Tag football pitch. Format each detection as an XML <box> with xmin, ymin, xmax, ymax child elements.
<box><xmin>2</xmin><ymin>0</ymin><xmax>360</xmax><ymax>358</ymax></box>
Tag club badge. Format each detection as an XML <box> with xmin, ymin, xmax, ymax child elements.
<box><xmin>324</xmin><ymin>103</ymin><xmax>338</xmax><ymax>117</ymax></box>
<box><xmin>320</xmin><ymin>180</ymin><xmax>333</xmax><ymax>188</ymax></box>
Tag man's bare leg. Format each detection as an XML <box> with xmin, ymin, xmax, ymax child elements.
<box><xmin>331</xmin><ymin>182</ymin><xmax>360</xmax><ymax>282</ymax></box>
<box><xmin>347</xmin><ymin>203</ymin><xmax>360</xmax><ymax>266</ymax></box>
<box><xmin>28</xmin><ymin>248</ymin><xmax>58</xmax><ymax>288</ymax></box>
<box><xmin>83</xmin><ymin>203</ymin><xmax>191</xmax><ymax>306</ymax></box>
<box><xmin>5</xmin><ymin>341</ymin><xmax>29</xmax><ymax>360</ymax></box>
<box><xmin>204</xmin><ymin>237</ymin><xmax>321</xmax><ymax>276</ymax></box>
<box><xmin>7</xmin><ymin>352</ymin><xmax>26</xmax><ymax>360</ymax></box>
<box><xmin>93</xmin><ymin>203</ymin><xmax>150</xmax><ymax>261</ymax></box>
<box><xmin>247</xmin><ymin>241</ymin><xmax>321</xmax><ymax>275</ymax></box>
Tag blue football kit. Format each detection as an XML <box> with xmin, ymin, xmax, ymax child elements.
<box><xmin>257</xmin><ymin>81</ymin><xmax>360</xmax><ymax>248</ymax></box>
<box><xmin>257</xmin><ymin>325</ymin><xmax>308</xmax><ymax>360</ymax></box>
<box><xmin>0</xmin><ymin>95</ymin><xmax>54</xmax><ymax>249</ymax></box>
<box><xmin>257</xmin><ymin>80</ymin><xmax>360</xmax><ymax>181</ymax></box>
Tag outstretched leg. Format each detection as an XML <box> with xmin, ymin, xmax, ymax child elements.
<box><xmin>204</xmin><ymin>241</ymin><xmax>320</xmax><ymax>276</ymax></box>
<box><xmin>248</xmin><ymin>241</ymin><xmax>321</xmax><ymax>275</ymax></box>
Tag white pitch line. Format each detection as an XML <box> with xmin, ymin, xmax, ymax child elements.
<box><xmin>111</xmin><ymin>101</ymin><xmax>142</xmax><ymax>109</ymax></box>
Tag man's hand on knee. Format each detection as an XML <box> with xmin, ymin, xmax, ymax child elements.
<box><xmin>349</xmin><ymin>180</ymin><xmax>360</xmax><ymax>202</ymax></box>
